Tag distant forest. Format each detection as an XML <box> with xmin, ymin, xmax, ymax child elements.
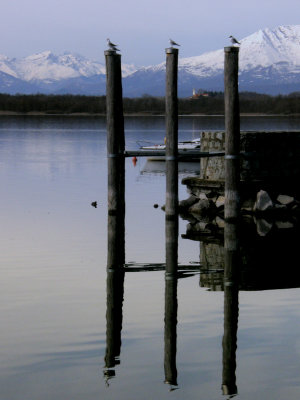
<box><xmin>0</xmin><ymin>92</ymin><xmax>300</xmax><ymax>115</ymax></box>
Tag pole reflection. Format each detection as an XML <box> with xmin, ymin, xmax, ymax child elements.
<box><xmin>164</xmin><ymin>217</ymin><xmax>178</xmax><ymax>389</ymax></box>
<box><xmin>104</xmin><ymin>213</ymin><xmax>125</xmax><ymax>385</ymax></box>
<box><xmin>222</xmin><ymin>220</ymin><xmax>240</xmax><ymax>397</ymax></box>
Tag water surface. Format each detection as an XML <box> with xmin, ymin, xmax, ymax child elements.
<box><xmin>0</xmin><ymin>115</ymin><xmax>300</xmax><ymax>400</ymax></box>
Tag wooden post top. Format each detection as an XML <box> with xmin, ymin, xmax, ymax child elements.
<box><xmin>224</xmin><ymin>46</ymin><xmax>240</xmax><ymax>53</ymax></box>
<box><xmin>104</xmin><ymin>50</ymin><xmax>119</xmax><ymax>56</ymax></box>
<box><xmin>165</xmin><ymin>48</ymin><xmax>179</xmax><ymax>54</ymax></box>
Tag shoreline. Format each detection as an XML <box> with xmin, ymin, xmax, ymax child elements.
<box><xmin>1</xmin><ymin>111</ymin><xmax>300</xmax><ymax>117</ymax></box>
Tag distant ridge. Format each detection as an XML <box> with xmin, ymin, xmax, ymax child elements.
<box><xmin>1</xmin><ymin>25</ymin><xmax>300</xmax><ymax>96</ymax></box>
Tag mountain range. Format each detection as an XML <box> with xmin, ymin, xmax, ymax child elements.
<box><xmin>1</xmin><ymin>25</ymin><xmax>300</xmax><ymax>97</ymax></box>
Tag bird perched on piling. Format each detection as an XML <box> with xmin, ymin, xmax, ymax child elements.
<box><xmin>229</xmin><ymin>35</ymin><xmax>240</xmax><ymax>45</ymax></box>
<box><xmin>106</xmin><ymin>38</ymin><xmax>120</xmax><ymax>51</ymax></box>
<box><xmin>169</xmin><ymin>38</ymin><xmax>180</xmax><ymax>48</ymax></box>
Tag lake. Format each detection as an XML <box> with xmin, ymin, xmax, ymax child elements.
<box><xmin>0</xmin><ymin>115</ymin><xmax>300</xmax><ymax>400</ymax></box>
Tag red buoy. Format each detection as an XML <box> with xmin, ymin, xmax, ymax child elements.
<box><xmin>132</xmin><ymin>156</ymin><xmax>137</xmax><ymax>166</ymax></box>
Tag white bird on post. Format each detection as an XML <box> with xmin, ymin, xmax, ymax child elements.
<box><xmin>229</xmin><ymin>35</ymin><xmax>240</xmax><ymax>46</ymax></box>
<box><xmin>169</xmin><ymin>38</ymin><xmax>180</xmax><ymax>48</ymax></box>
<box><xmin>106</xmin><ymin>38</ymin><xmax>120</xmax><ymax>51</ymax></box>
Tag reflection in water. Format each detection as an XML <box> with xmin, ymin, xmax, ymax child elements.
<box><xmin>104</xmin><ymin>269</ymin><xmax>125</xmax><ymax>385</ymax></box>
<box><xmin>141</xmin><ymin>160</ymin><xmax>200</xmax><ymax>176</ymax></box>
<box><xmin>164</xmin><ymin>218</ymin><xmax>178</xmax><ymax>388</ymax></box>
<box><xmin>104</xmin><ymin>213</ymin><xmax>125</xmax><ymax>385</ymax></box>
<box><xmin>222</xmin><ymin>221</ymin><xmax>240</xmax><ymax>397</ymax></box>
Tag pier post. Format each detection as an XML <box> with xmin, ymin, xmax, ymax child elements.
<box><xmin>223</xmin><ymin>46</ymin><xmax>240</xmax><ymax>391</ymax></box>
<box><xmin>105</xmin><ymin>50</ymin><xmax>125</xmax><ymax>269</ymax></box>
<box><xmin>164</xmin><ymin>48</ymin><xmax>179</xmax><ymax>387</ymax></box>
<box><xmin>165</xmin><ymin>48</ymin><xmax>179</xmax><ymax>218</ymax></box>
<box><xmin>224</xmin><ymin>47</ymin><xmax>240</xmax><ymax>221</ymax></box>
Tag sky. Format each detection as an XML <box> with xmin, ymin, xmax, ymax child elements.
<box><xmin>1</xmin><ymin>0</ymin><xmax>299</xmax><ymax>66</ymax></box>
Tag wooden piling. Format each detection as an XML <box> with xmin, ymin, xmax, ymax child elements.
<box><xmin>105</xmin><ymin>50</ymin><xmax>125</xmax><ymax>269</ymax></box>
<box><xmin>224</xmin><ymin>47</ymin><xmax>240</xmax><ymax>221</ymax></box>
<box><xmin>223</xmin><ymin>45</ymin><xmax>241</xmax><ymax>390</ymax></box>
<box><xmin>165</xmin><ymin>48</ymin><xmax>179</xmax><ymax>218</ymax></box>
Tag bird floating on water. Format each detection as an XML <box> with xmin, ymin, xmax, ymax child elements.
<box><xmin>106</xmin><ymin>38</ymin><xmax>120</xmax><ymax>51</ymax></box>
<box><xmin>229</xmin><ymin>35</ymin><xmax>240</xmax><ymax>45</ymax></box>
<box><xmin>169</xmin><ymin>38</ymin><xmax>180</xmax><ymax>48</ymax></box>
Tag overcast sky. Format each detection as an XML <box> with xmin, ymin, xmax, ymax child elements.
<box><xmin>1</xmin><ymin>0</ymin><xmax>299</xmax><ymax>65</ymax></box>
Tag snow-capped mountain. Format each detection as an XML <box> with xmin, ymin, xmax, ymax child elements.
<box><xmin>123</xmin><ymin>25</ymin><xmax>300</xmax><ymax>96</ymax></box>
<box><xmin>1</xmin><ymin>25</ymin><xmax>300</xmax><ymax>96</ymax></box>
<box><xmin>0</xmin><ymin>51</ymin><xmax>137</xmax><ymax>94</ymax></box>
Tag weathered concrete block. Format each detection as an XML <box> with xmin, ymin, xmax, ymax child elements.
<box><xmin>254</xmin><ymin>190</ymin><xmax>273</xmax><ymax>212</ymax></box>
<box><xmin>241</xmin><ymin>198</ymin><xmax>255</xmax><ymax>212</ymax></box>
<box><xmin>277</xmin><ymin>194</ymin><xmax>295</xmax><ymax>205</ymax></box>
<box><xmin>216</xmin><ymin>195</ymin><xmax>225</xmax><ymax>208</ymax></box>
<box><xmin>179</xmin><ymin>195</ymin><xmax>199</xmax><ymax>210</ymax></box>
<box><xmin>215</xmin><ymin>216</ymin><xmax>225</xmax><ymax>228</ymax></box>
<box><xmin>255</xmin><ymin>218</ymin><xmax>273</xmax><ymax>236</ymax></box>
<box><xmin>189</xmin><ymin>199</ymin><xmax>210</xmax><ymax>215</ymax></box>
<box><xmin>199</xmin><ymin>192</ymin><xmax>208</xmax><ymax>200</ymax></box>
<box><xmin>275</xmin><ymin>220</ymin><xmax>294</xmax><ymax>229</ymax></box>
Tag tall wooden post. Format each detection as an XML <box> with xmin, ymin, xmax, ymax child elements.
<box><xmin>105</xmin><ymin>50</ymin><xmax>125</xmax><ymax>269</ymax></box>
<box><xmin>165</xmin><ymin>48</ymin><xmax>178</xmax><ymax>218</ymax></box>
<box><xmin>164</xmin><ymin>48</ymin><xmax>179</xmax><ymax>388</ymax></box>
<box><xmin>223</xmin><ymin>46</ymin><xmax>240</xmax><ymax>391</ymax></box>
<box><xmin>224</xmin><ymin>47</ymin><xmax>240</xmax><ymax>221</ymax></box>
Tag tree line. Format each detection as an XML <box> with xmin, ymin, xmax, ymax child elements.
<box><xmin>0</xmin><ymin>92</ymin><xmax>300</xmax><ymax>114</ymax></box>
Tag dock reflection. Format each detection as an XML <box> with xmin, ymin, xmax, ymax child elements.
<box><xmin>104</xmin><ymin>201</ymin><xmax>299</xmax><ymax>392</ymax></box>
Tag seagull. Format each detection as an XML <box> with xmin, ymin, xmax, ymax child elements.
<box><xmin>229</xmin><ymin>35</ymin><xmax>240</xmax><ymax>45</ymax></box>
<box><xmin>169</xmin><ymin>38</ymin><xmax>180</xmax><ymax>47</ymax></box>
<box><xmin>107</xmin><ymin>38</ymin><xmax>118</xmax><ymax>47</ymax></box>
<box><xmin>106</xmin><ymin>38</ymin><xmax>120</xmax><ymax>51</ymax></box>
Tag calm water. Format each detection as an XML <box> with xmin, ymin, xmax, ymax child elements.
<box><xmin>0</xmin><ymin>115</ymin><xmax>300</xmax><ymax>400</ymax></box>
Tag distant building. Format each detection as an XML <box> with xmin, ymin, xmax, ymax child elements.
<box><xmin>191</xmin><ymin>88</ymin><xmax>209</xmax><ymax>99</ymax></box>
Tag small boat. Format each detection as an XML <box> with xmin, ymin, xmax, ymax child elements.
<box><xmin>138</xmin><ymin>138</ymin><xmax>201</xmax><ymax>151</ymax></box>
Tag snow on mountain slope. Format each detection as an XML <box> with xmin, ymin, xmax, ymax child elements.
<box><xmin>16</xmin><ymin>51</ymin><xmax>105</xmax><ymax>81</ymax></box>
<box><xmin>0</xmin><ymin>54</ymin><xmax>18</xmax><ymax>78</ymax></box>
<box><xmin>0</xmin><ymin>51</ymin><xmax>137</xmax><ymax>82</ymax></box>
<box><xmin>144</xmin><ymin>25</ymin><xmax>300</xmax><ymax>78</ymax></box>
<box><xmin>1</xmin><ymin>25</ymin><xmax>300</xmax><ymax>95</ymax></box>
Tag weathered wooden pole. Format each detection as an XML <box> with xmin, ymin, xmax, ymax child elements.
<box><xmin>224</xmin><ymin>46</ymin><xmax>240</xmax><ymax>221</ymax></box>
<box><xmin>165</xmin><ymin>47</ymin><xmax>179</xmax><ymax>218</ymax></box>
<box><xmin>105</xmin><ymin>50</ymin><xmax>125</xmax><ymax>269</ymax></box>
<box><xmin>164</xmin><ymin>218</ymin><xmax>178</xmax><ymax>388</ymax></box>
<box><xmin>164</xmin><ymin>48</ymin><xmax>179</xmax><ymax>387</ymax></box>
<box><xmin>222</xmin><ymin>220</ymin><xmax>240</xmax><ymax>396</ymax></box>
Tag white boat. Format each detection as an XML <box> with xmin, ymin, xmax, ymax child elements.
<box><xmin>138</xmin><ymin>137</ymin><xmax>201</xmax><ymax>151</ymax></box>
